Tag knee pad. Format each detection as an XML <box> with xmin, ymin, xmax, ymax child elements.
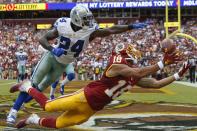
<box><xmin>67</xmin><ymin>73</ymin><xmax>75</xmax><ymax>81</ymax></box>
<box><xmin>51</xmin><ymin>80</ymin><xmax>59</xmax><ymax>89</ymax></box>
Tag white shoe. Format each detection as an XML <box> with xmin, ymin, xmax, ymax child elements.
<box><xmin>6</xmin><ymin>108</ymin><xmax>17</xmax><ymax>124</ymax></box>
<box><xmin>16</xmin><ymin>114</ymin><xmax>40</xmax><ymax>129</ymax></box>
<box><xmin>26</xmin><ymin>114</ymin><xmax>40</xmax><ymax>124</ymax></box>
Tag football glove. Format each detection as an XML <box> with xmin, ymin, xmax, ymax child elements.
<box><xmin>178</xmin><ymin>60</ymin><xmax>191</xmax><ymax>77</ymax></box>
<box><xmin>162</xmin><ymin>51</ymin><xmax>182</xmax><ymax>66</ymax></box>
<box><xmin>173</xmin><ymin>60</ymin><xmax>191</xmax><ymax>80</ymax></box>
<box><xmin>51</xmin><ymin>48</ymin><xmax>65</xmax><ymax>57</ymax></box>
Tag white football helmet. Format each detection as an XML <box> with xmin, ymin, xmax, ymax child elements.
<box><xmin>70</xmin><ymin>5</ymin><xmax>94</xmax><ymax>29</ymax></box>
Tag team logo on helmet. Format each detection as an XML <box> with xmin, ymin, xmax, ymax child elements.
<box><xmin>115</xmin><ymin>44</ymin><xmax>141</xmax><ymax>64</ymax></box>
<box><xmin>70</xmin><ymin>5</ymin><xmax>95</xmax><ymax>29</ymax></box>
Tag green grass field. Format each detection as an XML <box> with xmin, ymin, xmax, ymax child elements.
<box><xmin>1</xmin><ymin>80</ymin><xmax>197</xmax><ymax>131</ymax></box>
<box><xmin>0</xmin><ymin>80</ymin><xmax>197</xmax><ymax>105</ymax></box>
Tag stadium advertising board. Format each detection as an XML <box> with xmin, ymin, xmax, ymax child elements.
<box><xmin>0</xmin><ymin>0</ymin><xmax>196</xmax><ymax>11</ymax></box>
<box><xmin>47</xmin><ymin>0</ymin><xmax>197</xmax><ymax>10</ymax></box>
<box><xmin>99</xmin><ymin>23</ymin><xmax>114</xmax><ymax>28</ymax></box>
<box><xmin>37</xmin><ymin>24</ymin><xmax>52</xmax><ymax>29</ymax></box>
<box><xmin>0</xmin><ymin>3</ymin><xmax>46</xmax><ymax>11</ymax></box>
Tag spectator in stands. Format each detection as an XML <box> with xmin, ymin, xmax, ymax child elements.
<box><xmin>189</xmin><ymin>54</ymin><xmax>196</xmax><ymax>83</ymax></box>
<box><xmin>0</xmin><ymin>19</ymin><xmax>196</xmax><ymax>81</ymax></box>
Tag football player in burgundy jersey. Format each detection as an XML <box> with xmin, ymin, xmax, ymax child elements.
<box><xmin>10</xmin><ymin>40</ymin><xmax>190</xmax><ymax>129</ymax></box>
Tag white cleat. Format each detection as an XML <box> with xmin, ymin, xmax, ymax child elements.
<box><xmin>6</xmin><ymin>108</ymin><xmax>17</xmax><ymax>125</ymax></box>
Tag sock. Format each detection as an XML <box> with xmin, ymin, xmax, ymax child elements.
<box><xmin>39</xmin><ymin>117</ymin><xmax>57</xmax><ymax>128</ymax></box>
<box><xmin>18</xmin><ymin>74</ymin><xmax>21</xmax><ymax>83</ymax></box>
<box><xmin>24</xmin><ymin>96</ymin><xmax>33</xmax><ymax>103</ymax></box>
<box><xmin>28</xmin><ymin>88</ymin><xmax>48</xmax><ymax>109</ymax></box>
<box><xmin>13</xmin><ymin>92</ymin><xmax>29</xmax><ymax>111</ymax></box>
<box><xmin>50</xmin><ymin>87</ymin><xmax>56</xmax><ymax>97</ymax></box>
<box><xmin>51</xmin><ymin>80</ymin><xmax>59</xmax><ymax>89</ymax></box>
<box><xmin>26</xmin><ymin>114</ymin><xmax>40</xmax><ymax>125</ymax></box>
<box><xmin>61</xmin><ymin>77</ymin><xmax>69</xmax><ymax>86</ymax></box>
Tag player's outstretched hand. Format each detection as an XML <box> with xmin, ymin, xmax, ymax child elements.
<box><xmin>163</xmin><ymin>51</ymin><xmax>182</xmax><ymax>65</ymax></box>
<box><xmin>178</xmin><ymin>60</ymin><xmax>191</xmax><ymax>77</ymax></box>
<box><xmin>52</xmin><ymin>48</ymin><xmax>65</xmax><ymax>57</ymax></box>
<box><xmin>130</xmin><ymin>23</ymin><xmax>148</xmax><ymax>29</ymax></box>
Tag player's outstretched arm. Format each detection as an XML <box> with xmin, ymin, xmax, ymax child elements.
<box><xmin>39</xmin><ymin>28</ymin><xmax>59</xmax><ymax>51</ymax></box>
<box><xmin>110</xmin><ymin>63</ymin><xmax>160</xmax><ymax>79</ymax></box>
<box><xmin>136</xmin><ymin>77</ymin><xmax>175</xmax><ymax>89</ymax></box>
<box><xmin>109</xmin><ymin>52</ymin><xmax>182</xmax><ymax>79</ymax></box>
<box><xmin>89</xmin><ymin>23</ymin><xmax>147</xmax><ymax>41</ymax></box>
<box><xmin>136</xmin><ymin>61</ymin><xmax>191</xmax><ymax>89</ymax></box>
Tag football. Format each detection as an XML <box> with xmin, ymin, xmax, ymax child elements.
<box><xmin>161</xmin><ymin>39</ymin><xmax>176</xmax><ymax>54</ymax></box>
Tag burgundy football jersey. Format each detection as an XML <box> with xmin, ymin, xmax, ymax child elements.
<box><xmin>84</xmin><ymin>53</ymin><xmax>138</xmax><ymax>111</ymax></box>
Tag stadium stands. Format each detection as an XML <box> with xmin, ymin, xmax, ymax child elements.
<box><xmin>0</xmin><ymin>18</ymin><xmax>196</xmax><ymax>80</ymax></box>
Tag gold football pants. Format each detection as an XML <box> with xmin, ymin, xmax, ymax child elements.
<box><xmin>45</xmin><ymin>90</ymin><xmax>95</xmax><ymax>128</ymax></box>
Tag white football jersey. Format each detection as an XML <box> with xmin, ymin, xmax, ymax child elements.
<box><xmin>54</xmin><ymin>17</ymin><xmax>98</xmax><ymax>65</ymax></box>
<box><xmin>15</xmin><ymin>52</ymin><xmax>28</xmax><ymax>66</ymax></box>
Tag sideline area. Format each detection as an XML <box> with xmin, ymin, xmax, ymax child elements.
<box><xmin>174</xmin><ymin>81</ymin><xmax>197</xmax><ymax>88</ymax></box>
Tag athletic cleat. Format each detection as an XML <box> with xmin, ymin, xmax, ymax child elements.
<box><xmin>6</xmin><ymin>108</ymin><xmax>17</xmax><ymax>124</ymax></box>
<box><xmin>16</xmin><ymin>114</ymin><xmax>40</xmax><ymax>129</ymax></box>
<box><xmin>10</xmin><ymin>80</ymin><xmax>32</xmax><ymax>93</ymax></box>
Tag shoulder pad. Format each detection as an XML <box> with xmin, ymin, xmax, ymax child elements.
<box><xmin>54</xmin><ymin>17</ymin><xmax>70</xmax><ymax>35</ymax></box>
<box><xmin>54</xmin><ymin>17</ymin><xmax>69</xmax><ymax>28</ymax></box>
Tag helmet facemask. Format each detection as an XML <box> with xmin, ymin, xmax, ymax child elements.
<box><xmin>115</xmin><ymin>44</ymin><xmax>141</xmax><ymax>65</ymax></box>
<box><xmin>81</xmin><ymin>13</ymin><xmax>94</xmax><ymax>29</ymax></box>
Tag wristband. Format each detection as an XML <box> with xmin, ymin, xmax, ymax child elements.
<box><xmin>157</xmin><ymin>61</ymin><xmax>164</xmax><ymax>70</ymax></box>
<box><xmin>128</xmin><ymin>24</ymin><xmax>133</xmax><ymax>30</ymax></box>
<box><xmin>173</xmin><ymin>73</ymin><xmax>180</xmax><ymax>80</ymax></box>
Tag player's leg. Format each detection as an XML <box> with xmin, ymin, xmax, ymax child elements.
<box><xmin>21</xmin><ymin>65</ymin><xmax>26</xmax><ymax>81</ymax></box>
<box><xmin>31</xmin><ymin>52</ymin><xmax>53</xmax><ymax>89</ymax></box>
<box><xmin>17</xmin><ymin>65</ymin><xmax>22</xmax><ymax>82</ymax></box>
<box><xmin>36</xmin><ymin>57</ymin><xmax>67</xmax><ymax>92</ymax></box>
<box><xmin>41</xmin><ymin>90</ymin><xmax>95</xmax><ymax>128</ymax></box>
<box><xmin>15</xmin><ymin>88</ymin><xmax>95</xmax><ymax>129</ymax></box>
<box><xmin>60</xmin><ymin>63</ymin><xmax>75</xmax><ymax>95</ymax></box>
<box><xmin>7</xmin><ymin>52</ymin><xmax>51</xmax><ymax>124</ymax></box>
<box><xmin>50</xmin><ymin>79</ymin><xmax>60</xmax><ymax>100</ymax></box>
<box><xmin>6</xmin><ymin>92</ymin><xmax>29</xmax><ymax>124</ymax></box>
<box><xmin>16</xmin><ymin>108</ymin><xmax>94</xmax><ymax>129</ymax></box>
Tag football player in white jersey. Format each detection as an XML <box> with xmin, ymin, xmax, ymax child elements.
<box><xmin>7</xmin><ymin>5</ymin><xmax>147</xmax><ymax>124</ymax></box>
<box><xmin>15</xmin><ymin>46</ymin><xmax>28</xmax><ymax>82</ymax></box>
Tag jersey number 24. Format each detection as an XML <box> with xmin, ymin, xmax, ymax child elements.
<box><xmin>59</xmin><ymin>36</ymin><xmax>85</xmax><ymax>57</ymax></box>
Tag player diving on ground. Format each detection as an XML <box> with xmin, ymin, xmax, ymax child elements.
<box><xmin>10</xmin><ymin>42</ymin><xmax>190</xmax><ymax>129</ymax></box>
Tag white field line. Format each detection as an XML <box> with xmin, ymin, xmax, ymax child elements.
<box><xmin>174</xmin><ymin>81</ymin><xmax>197</xmax><ymax>88</ymax></box>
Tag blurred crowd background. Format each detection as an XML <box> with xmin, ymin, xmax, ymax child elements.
<box><xmin>0</xmin><ymin>18</ymin><xmax>196</xmax><ymax>82</ymax></box>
